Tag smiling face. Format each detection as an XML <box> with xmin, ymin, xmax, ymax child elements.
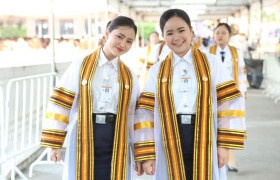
<box><xmin>103</xmin><ymin>26</ymin><xmax>135</xmax><ymax>60</ymax></box>
<box><xmin>162</xmin><ymin>16</ymin><xmax>192</xmax><ymax>58</ymax></box>
<box><xmin>214</xmin><ymin>25</ymin><xmax>231</xmax><ymax>48</ymax></box>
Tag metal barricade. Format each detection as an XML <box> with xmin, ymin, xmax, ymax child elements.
<box><xmin>0</xmin><ymin>82</ymin><xmax>6</xmax><ymax>180</ymax></box>
<box><xmin>0</xmin><ymin>73</ymin><xmax>56</xmax><ymax>180</ymax></box>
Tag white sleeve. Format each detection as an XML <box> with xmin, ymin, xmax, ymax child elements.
<box><xmin>133</xmin><ymin>65</ymin><xmax>158</xmax><ymax>162</ymax></box>
<box><xmin>211</xmin><ymin>55</ymin><xmax>246</xmax><ymax>149</ymax></box>
<box><xmin>40</xmin><ymin>57</ymin><xmax>83</xmax><ymax>149</ymax></box>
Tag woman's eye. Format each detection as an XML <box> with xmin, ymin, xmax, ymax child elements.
<box><xmin>127</xmin><ymin>41</ymin><xmax>132</xmax><ymax>44</ymax></box>
<box><xmin>179</xmin><ymin>30</ymin><xmax>185</xmax><ymax>33</ymax></box>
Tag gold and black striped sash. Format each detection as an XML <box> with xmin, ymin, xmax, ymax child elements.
<box><xmin>229</xmin><ymin>46</ymin><xmax>239</xmax><ymax>85</ymax></box>
<box><xmin>76</xmin><ymin>47</ymin><xmax>133</xmax><ymax>180</ymax></box>
<box><xmin>157</xmin><ymin>47</ymin><xmax>213</xmax><ymax>180</ymax></box>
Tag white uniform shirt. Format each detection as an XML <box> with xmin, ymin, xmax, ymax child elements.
<box><xmin>216</xmin><ymin>45</ymin><xmax>234</xmax><ymax>77</ymax></box>
<box><xmin>92</xmin><ymin>49</ymin><xmax>119</xmax><ymax>114</ymax></box>
<box><xmin>215</xmin><ymin>44</ymin><xmax>247</xmax><ymax>95</ymax></box>
<box><xmin>172</xmin><ymin>48</ymin><xmax>197</xmax><ymax>114</ymax></box>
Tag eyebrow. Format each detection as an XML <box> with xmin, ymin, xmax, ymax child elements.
<box><xmin>165</xmin><ymin>26</ymin><xmax>186</xmax><ymax>33</ymax></box>
<box><xmin>118</xmin><ymin>33</ymin><xmax>134</xmax><ymax>41</ymax></box>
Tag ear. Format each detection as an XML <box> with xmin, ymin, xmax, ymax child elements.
<box><xmin>105</xmin><ymin>28</ymin><xmax>110</xmax><ymax>40</ymax></box>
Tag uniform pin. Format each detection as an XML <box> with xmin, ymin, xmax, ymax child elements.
<box><xmin>162</xmin><ymin>77</ymin><xmax>167</xmax><ymax>83</ymax></box>
<box><xmin>82</xmin><ymin>79</ymin><xmax>87</xmax><ymax>85</ymax></box>
<box><xmin>125</xmin><ymin>84</ymin><xmax>129</xmax><ymax>89</ymax></box>
<box><xmin>202</xmin><ymin>76</ymin><xmax>208</xmax><ymax>81</ymax></box>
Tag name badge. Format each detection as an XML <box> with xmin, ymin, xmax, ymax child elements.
<box><xmin>179</xmin><ymin>73</ymin><xmax>191</xmax><ymax>92</ymax></box>
<box><xmin>100</xmin><ymin>79</ymin><xmax>113</xmax><ymax>102</ymax></box>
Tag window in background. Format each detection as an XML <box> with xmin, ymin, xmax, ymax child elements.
<box><xmin>36</xmin><ymin>20</ymin><xmax>48</xmax><ymax>38</ymax></box>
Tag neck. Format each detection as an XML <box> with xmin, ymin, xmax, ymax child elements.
<box><xmin>219</xmin><ymin>43</ymin><xmax>227</xmax><ymax>50</ymax></box>
<box><xmin>176</xmin><ymin>46</ymin><xmax>190</xmax><ymax>58</ymax></box>
<box><xmin>102</xmin><ymin>47</ymin><xmax>116</xmax><ymax>61</ymax></box>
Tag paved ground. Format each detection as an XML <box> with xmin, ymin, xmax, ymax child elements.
<box><xmin>17</xmin><ymin>88</ymin><xmax>280</xmax><ymax>180</ymax></box>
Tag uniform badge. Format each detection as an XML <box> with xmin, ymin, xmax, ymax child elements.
<box><xmin>82</xmin><ymin>79</ymin><xmax>87</xmax><ymax>85</ymax></box>
<box><xmin>125</xmin><ymin>83</ymin><xmax>129</xmax><ymax>89</ymax></box>
<box><xmin>162</xmin><ymin>77</ymin><xmax>167</xmax><ymax>83</ymax></box>
<box><xmin>202</xmin><ymin>76</ymin><xmax>208</xmax><ymax>81</ymax></box>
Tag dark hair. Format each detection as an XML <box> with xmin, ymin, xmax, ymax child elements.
<box><xmin>215</xmin><ymin>23</ymin><xmax>231</xmax><ymax>34</ymax></box>
<box><xmin>160</xmin><ymin>9</ymin><xmax>191</xmax><ymax>33</ymax></box>
<box><xmin>107</xmin><ymin>16</ymin><xmax>137</xmax><ymax>35</ymax></box>
<box><xmin>106</xmin><ymin>21</ymin><xmax>111</xmax><ymax>28</ymax></box>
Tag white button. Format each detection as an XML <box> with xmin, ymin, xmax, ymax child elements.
<box><xmin>184</xmin><ymin>104</ymin><xmax>188</xmax><ymax>108</ymax></box>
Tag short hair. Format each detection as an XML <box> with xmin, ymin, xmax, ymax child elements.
<box><xmin>107</xmin><ymin>16</ymin><xmax>137</xmax><ymax>35</ymax></box>
<box><xmin>160</xmin><ymin>9</ymin><xmax>191</xmax><ymax>33</ymax></box>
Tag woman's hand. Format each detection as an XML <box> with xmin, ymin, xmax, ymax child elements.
<box><xmin>142</xmin><ymin>159</ymin><xmax>156</xmax><ymax>175</ymax></box>
<box><xmin>134</xmin><ymin>162</ymin><xmax>144</xmax><ymax>176</ymax></box>
<box><xmin>51</xmin><ymin>148</ymin><xmax>61</xmax><ymax>162</ymax></box>
<box><xmin>217</xmin><ymin>147</ymin><xmax>229</xmax><ymax>168</ymax></box>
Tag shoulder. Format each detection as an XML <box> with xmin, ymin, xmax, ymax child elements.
<box><xmin>120</xmin><ymin>60</ymin><xmax>138</xmax><ymax>80</ymax></box>
<box><xmin>229</xmin><ymin>45</ymin><xmax>243</xmax><ymax>58</ymax></box>
<box><xmin>229</xmin><ymin>45</ymin><xmax>241</xmax><ymax>53</ymax></box>
<box><xmin>197</xmin><ymin>50</ymin><xmax>220</xmax><ymax>73</ymax></box>
<box><xmin>73</xmin><ymin>51</ymin><xmax>93</xmax><ymax>68</ymax></box>
<box><xmin>199</xmin><ymin>50</ymin><xmax>217</xmax><ymax>63</ymax></box>
<box><xmin>150</xmin><ymin>60</ymin><xmax>163</xmax><ymax>73</ymax></box>
<box><xmin>199</xmin><ymin>46</ymin><xmax>211</xmax><ymax>53</ymax></box>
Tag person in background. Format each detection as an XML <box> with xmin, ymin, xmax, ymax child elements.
<box><xmin>209</xmin><ymin>22</ymin><xmax>247</xmax><ymax>172</ymax></box>
<box><xmin>40</xmin><ymin>16</ymin><xmax>139</xmax><ymax>180</ymax></box>
<box><xmin>137</xmin><ymin>31</ymin><xmax>170</xmax><ymax>89</ymax></box>
<box><xmin>134</xmin><ymin>9</ymin><xmax>246</xmax><ymax>180</ymax></box>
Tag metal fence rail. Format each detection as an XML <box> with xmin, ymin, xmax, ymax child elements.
<box><xmin>0</xmin><ymin>83</ymin><xmax>6</xmax><ymax>180</ymax></box>
<box><xmin>0</xmin><ymin>73</ymin><xmax>56</xmax><ymax>180</ymax></box>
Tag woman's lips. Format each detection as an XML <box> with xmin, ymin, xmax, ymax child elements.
<box><xmin>116</xmin><ymin>47</ymin><xmax>123</xmax><ymax>52</ymax></box>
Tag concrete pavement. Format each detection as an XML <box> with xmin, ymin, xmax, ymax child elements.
<box><xmin>17</xmin><ymin>89</ymin><xmax>280</xmax><ymax>180</ymax></box>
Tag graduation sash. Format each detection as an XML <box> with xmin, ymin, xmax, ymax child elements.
<box><xmin>210</xmin><ymin>44</ymin><xmax>239</xmax><ymax>85</ymax></box>
<box><xmin>157</xmin><ymin>47</ymin><xmax>213</xmax><ymax>180</ymax></box>
<box><xmin>76</xmin><ymin>48</ymin><xmax>133</xmax><ymax>180</ymax></box>
<box><xmin>146</xmin><ymin>41</ymin><xmax>166</xmax><ymax>70</ymax></box>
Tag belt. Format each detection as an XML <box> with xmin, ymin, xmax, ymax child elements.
<box><xmin>176</xmin><ymin>114</ymin><xmax>195</xmax><ymax>125</ymax></box>
<box><xmin>93</xmin><ymin>113</ymin><xmax>116</xmax><ymax>124</ymax></box>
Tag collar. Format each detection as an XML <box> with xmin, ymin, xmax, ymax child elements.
<box><xmin>98</xmin><ymin>48</ymin><xmax>119</xmax><ymax>71</ymax></box>
<box><xmin>217</xmin><ymin>44</ymin><xmax>230</xmax><ymax>54</ymax></box>
<box><xmin>173</xmin><ymin>47</ymin><xmax>193</xmax><ymax>66</ymax></box>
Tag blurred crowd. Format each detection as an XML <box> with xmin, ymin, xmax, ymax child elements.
<box><xmin>0</xmin><ymin>37</ymin><xmax>105</xmax><ymax>52</ymax></box>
